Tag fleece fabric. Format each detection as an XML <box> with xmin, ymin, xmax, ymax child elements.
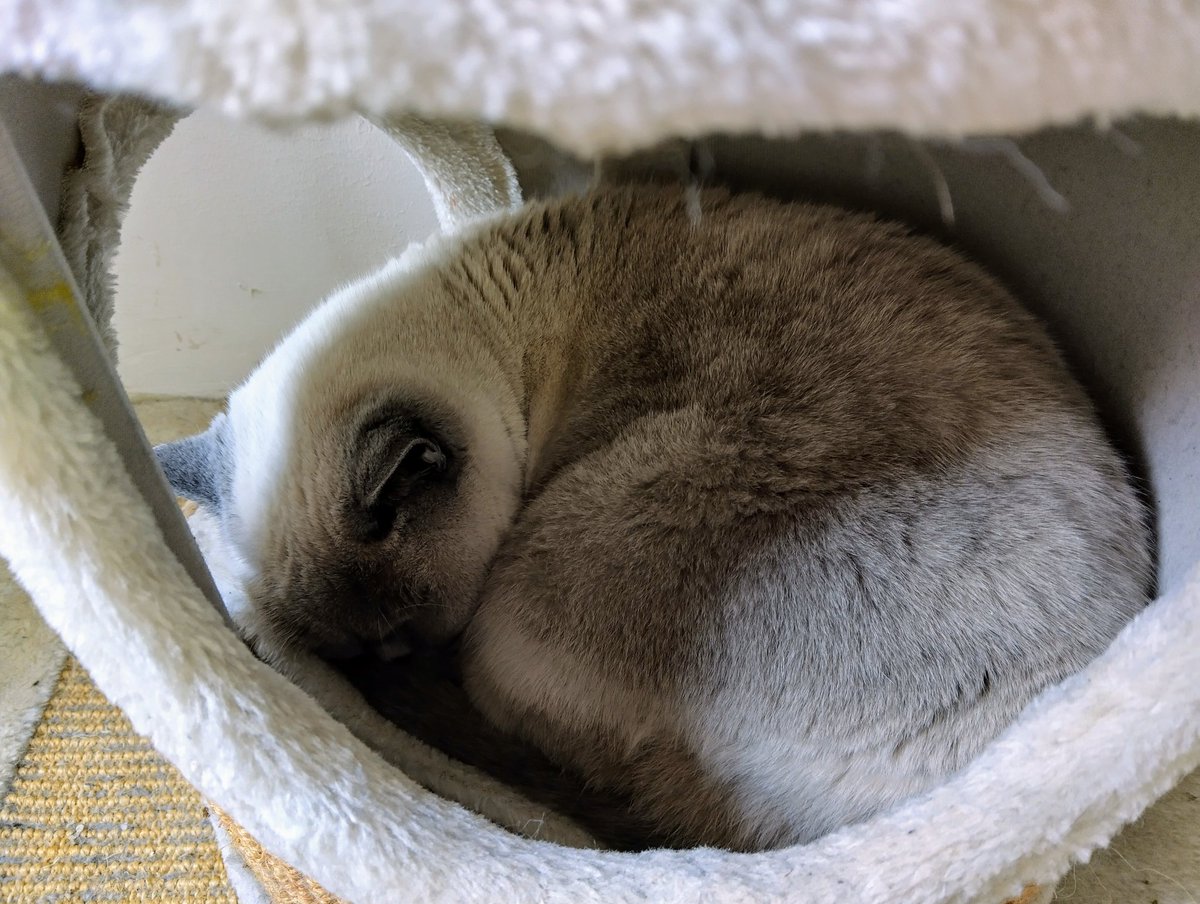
<box><xmin>4</xmin><ymin>0</ymin><xmax>1200</xmax><ymax>156</ymax></box>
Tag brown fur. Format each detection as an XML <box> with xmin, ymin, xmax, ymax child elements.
<box><xmin>162</xmin><ymin>185</ymin><xmax>1151</xmax><ymax>851</ymax></box>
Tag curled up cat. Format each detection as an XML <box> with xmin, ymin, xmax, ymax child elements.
<box><xmin>155</xmin><ymin>184</ymin><xmax>1152</xmax><ymax>852</ymax></box>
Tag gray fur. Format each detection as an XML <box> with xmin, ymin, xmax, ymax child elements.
<box><xmin>154</xmin><ymin>413</ymin><xmax>231</xmax><ymax>511</ymax></box>
<box><xmin>177</xmin><ymin>185</ymin><xmax>1153</xmax><ymax>851</ymax></box>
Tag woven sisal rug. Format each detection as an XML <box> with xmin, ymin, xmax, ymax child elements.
<box><xmin>0</xmin><ymin>657</ymin><xmax>236</xmax><ymax>901</ymax></box>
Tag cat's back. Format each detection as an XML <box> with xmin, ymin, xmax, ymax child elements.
<box><xmin>462</xmin><ymin>185</ymin><xmax>1151</xmax><ymax>849</ymax></box>
<box><xmin>500</xmin><ymin>186</ymin><xmax>1081</xmax><ymax>488</ymax></box>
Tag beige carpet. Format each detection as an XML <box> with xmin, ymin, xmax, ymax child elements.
<box><xmin>0</xmin><ymin>657</ymin><xmax>237</xmax><ymax>901</ymax></box>
<box><xmin>1</xmin><ymin>394</ymin><xmax>1197</xmax><ymax>903</ymax></box>
<box><xmin>0</xmin><ymin>562</ymin><xmax>62</xmax><ymax>799</ymax></box>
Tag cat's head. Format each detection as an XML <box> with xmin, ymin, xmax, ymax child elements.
<box><xmin>155</xmin><ymin>252</ymin><xmax>525</xmax><ymax>660</ymax></box>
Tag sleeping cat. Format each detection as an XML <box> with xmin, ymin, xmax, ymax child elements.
<box><xmin>155</xmin><ymin>184</ymin><xmax>1151</xmax><ymax>851</ymax></box>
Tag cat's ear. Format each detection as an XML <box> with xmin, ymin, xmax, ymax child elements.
<box><xmin>154</xmin><ymin>414</ymin><xmax>230</xmax><ymax>510</ymax></box>
<box><xmin>353</xmin><ymin>413</ymin><xmax>449</xmax><ymax>517</ymax></box>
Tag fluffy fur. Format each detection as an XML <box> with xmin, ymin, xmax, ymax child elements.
<box><xmin>157</xmin><ymin>185</ymin><xmax>1151</xmax><ymax>851</ymax></box>
<box><xmin>7</xmin><ymin>0</ymin><xmax>1200</xmax><ymax>155</ymax></box>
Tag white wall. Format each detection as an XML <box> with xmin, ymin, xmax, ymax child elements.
<box><xmin>113</xmin><ymin>109</ymin><xmax>439</xmax><ymax>397</ymax></box>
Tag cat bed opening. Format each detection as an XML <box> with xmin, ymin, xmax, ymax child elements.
<box><xmin>111</xmin><ymin>109</ymin><xmax>441</xmax><ymax>397</ymax></box>
<box><xmin>1</xmin><ymin>2</ymin><xmax>1199</xmax><ymax>901</ymax></box>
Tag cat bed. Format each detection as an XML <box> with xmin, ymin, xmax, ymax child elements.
<box><xmin>1</xmin><ymin>2</ymin><xmax>1199</xmax><ymax>902</ymax></box>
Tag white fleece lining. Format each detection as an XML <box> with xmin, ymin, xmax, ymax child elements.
<box><xmin>4</xmin><ymin>0</ymin><xmax>1200</xmax><ymax>156</ymax></box>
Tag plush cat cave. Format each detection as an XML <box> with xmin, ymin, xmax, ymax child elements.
<box><xmin>1</xmin><ymin>3</ymin><xmax>1199</xmax><ymax>902</ymax></box>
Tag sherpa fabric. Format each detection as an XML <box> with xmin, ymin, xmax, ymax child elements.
<box><xmin>4</xmin><ymin>0</ymin><xmax>1200</xmax><ymax>156</ymax></box>
<box><xmin>370</xmin><ymin>115</ymin><xmax>523</xmax><ymax>232</ymax></box>
<box><xmin>56</xmin><ymin>92</ymin><xmax>181</xmax><ymax>360</ymax></box>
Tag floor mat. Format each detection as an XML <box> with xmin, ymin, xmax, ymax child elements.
<box><xmin>0</xmin><ymin>657</ymin><xmax>236</xmax><ymax>902</ymax></box>
<box><xmin>0</xmin><ymin>561</ymin><xmax>64</xmax><ymax>799</ymax></box>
